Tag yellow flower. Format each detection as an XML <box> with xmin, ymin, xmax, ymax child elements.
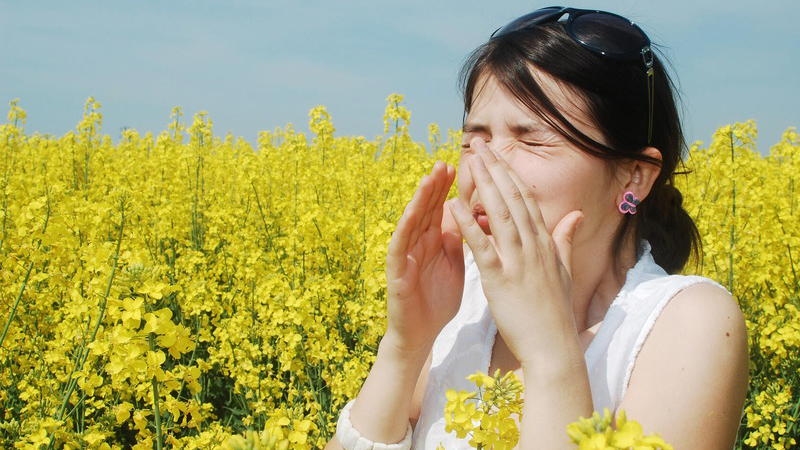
<box><xmin>114</xmin><ymin>402</ymin><xmax>134</xmax><ymax>424</ymax></box>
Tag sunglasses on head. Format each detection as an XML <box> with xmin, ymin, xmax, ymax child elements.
<box><xmin>492</xmin><ymin>6</ymin><xmax>655</xmax><ymax>145</ymax></box>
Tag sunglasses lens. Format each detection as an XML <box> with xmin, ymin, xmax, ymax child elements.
<box><xmin>492</xmin><ymin>7</ymin><xmax>563</xmax><ymax>37</ymax></box>
<box><xmin>570</xmin><ymin>12</ymin><xmax>649</xmax><ymax>59</ymax></box>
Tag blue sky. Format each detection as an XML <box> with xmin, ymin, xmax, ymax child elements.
<box><xmin>2</xmin><ymin>0</ymin><xmax>798</xmax><ymax>152</ymax></box>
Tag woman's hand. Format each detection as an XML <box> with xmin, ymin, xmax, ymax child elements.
<box><xmin>447</xmin><ymin>138</ymin><xmax>583</xmax><ymax>366</ymax></box>
<box><xmin>384</xmin><ymin>161</ymin><xmax>465</xmax><ymax>356</ymax></box>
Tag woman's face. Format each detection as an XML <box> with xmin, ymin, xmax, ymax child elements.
<box><xmin>458</xmin><ymin>70</ymin><xmax>625</xmax><ymax>245</ymax></box>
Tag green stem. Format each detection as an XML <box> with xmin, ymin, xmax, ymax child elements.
<box><xmin>251</xmin><ymin>182</ymin><xmax>285</xmax><ymax>276</ymax></box>
<box><xmin>0</xmin><ymin>188</ymin><xmax>53</xmax><ymax>349</ymax></box>
<box><xmin>0</xmin><ymin>190</ymin><xmax>8</xmax><ymax>254</ymax></box>
<box><xmin>53</xmin><ymin>196</ymin><xmax>126</xmax><ymax>426</ymax></box>
<box><xmin>0</xmin><ymin>261</ymin><xmax>34</xmax><ymax>350</ymax></box>
<box><xmin>788</xmin><ymin>245</ymin><xmax>798</xmax><ymax>293</ymax></box>
<box><xmin>149</xmin><ymin>333</ymin><xmax>164</xmax><ymax>450</ymax></box>
<box><xmin>167</xmin><ymin>316</ymin><xmax>203</xmax><ymax>432</ymax></box>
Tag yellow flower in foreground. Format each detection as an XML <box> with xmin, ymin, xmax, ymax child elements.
<box><xmin>442</xmin><ymin>372</ymin><xmax>675</xmax><ymax>450</ymax></box>
<box><xmin>567</xmin><ymin>408</ymin><xmax>673</xmax><ymax>450</ymax></box>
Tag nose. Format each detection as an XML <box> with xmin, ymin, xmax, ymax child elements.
<box><xmin>469</xmin><ymin>136</ymin><xmax>514</xmax><ymax>157</ymax></box>
<box><xmin>469</xmin><ymin>136</ymin><xmax>488</xmax><ymax>152</ymax></box>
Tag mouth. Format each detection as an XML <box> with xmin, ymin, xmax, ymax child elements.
<box><xmin>472</xmin><ymin>204</ymin><xmax>491</xmax><ymax>234</ymax></box>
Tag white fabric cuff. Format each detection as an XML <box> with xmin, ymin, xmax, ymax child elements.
<box><xmin>335</xmin><ymin>400</ymin><xmax>413</xmax><ymax>450</ymax></box>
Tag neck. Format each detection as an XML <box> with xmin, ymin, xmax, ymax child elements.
<box><xmin>570</xmin><ymin>237</ymin><xmax>639</xmax><ymax>331</ymax></box>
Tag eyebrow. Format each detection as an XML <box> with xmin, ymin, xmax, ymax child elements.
<box><xmin>462</xmin><ymin>123</ymin><xmax>490</xmax><ymax>134</ymax></box>
<box><xmin>509</xmin><ymin>123</ymin><xmax>548</xmax><ymax>135</ymax></box>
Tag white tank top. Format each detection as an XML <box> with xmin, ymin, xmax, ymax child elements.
<box><xmin>411</xmin><ymin>242</ymin><xmax>723</xmax><ymax>449</ymax></box>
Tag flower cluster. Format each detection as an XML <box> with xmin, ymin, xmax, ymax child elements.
<box><xmin>440</xmin><ymin>370</ymin><xmax>524</xmax><ymax>450</ymax></box>
<box><xmin>566</xmin><ymin>409</ymin><xmax>672</xmax><ymax>450</ymax></box>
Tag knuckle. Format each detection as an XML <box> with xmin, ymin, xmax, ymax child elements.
<box><xmin>543</xmin><ymin>239</ymin><xmax>558</xmax><ymax>258</ymax></box>
<box><xmin>522</xmin><ymin>188</ymin><xmax>536</xmax><ymax>200</ymax></box>
<box><xmin>509</xmin><ymin>188</ymin><xmax>524</xmax><ymax>202</ymax></box>
<box><xmin>476</xmin><ymin>238</ymin><xmax>494</xmax><ymax>255</ymax></box>
<box><xmin>545</xmin><ymin>238</ymin><xmax>557</xmax><ymax>253</ymax></box>
<box><xmin>497</xmin><ymin>208</ymin><xmax>513</xmax><ymax>223</ymax></box>
<box><xmin>486</xmin><ymin>155</ymin><xmax>502</xmax><ymax>167</ymax></box>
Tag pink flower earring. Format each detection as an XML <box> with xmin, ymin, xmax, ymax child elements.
<box><xmin>618</xmin><ymin>191</ymin><xmax>640</xmax><ymax>214</ymax></box>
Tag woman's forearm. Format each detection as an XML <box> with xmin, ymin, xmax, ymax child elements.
<box><xmin>518</xmin><ymin>341</ymin><xmax>594</xmax><ymax>450</ymax></box>
<box><xmin>326</xmin><ymin>332</ymin><xmax>431</xmax><ymax>449</ymax></box>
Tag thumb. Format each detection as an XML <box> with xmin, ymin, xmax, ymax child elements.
<box><xmin>551</xmin><ymin>211</ymin><xmax>583</xmax><ymax>276</ymax></box>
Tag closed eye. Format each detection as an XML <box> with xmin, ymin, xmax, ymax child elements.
<box><xmin>520</xmin><ymin>133</ymin><xmax>560</xmax><ymax>148</ymax></box>
<box><xmin>519</xmin><ymin>140</ymin><xmax>552</xmax><ymax>152</ymax></box>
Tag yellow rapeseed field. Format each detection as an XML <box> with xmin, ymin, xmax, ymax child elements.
<box><xmin>0</xmin><ymin>96</ymin><xmax>797</xmax><ymax>450</ymax></box>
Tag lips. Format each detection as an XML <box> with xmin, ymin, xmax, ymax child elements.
<box><xmin>472</xmin><ymin>203</ymin><xmax>491</xmax><ymax>233</ymax></box>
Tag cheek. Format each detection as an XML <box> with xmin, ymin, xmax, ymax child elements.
<box><xmin>517</xmin><ymin>166</ymin><xmax>594</xmax><ymax>230</ymax></box>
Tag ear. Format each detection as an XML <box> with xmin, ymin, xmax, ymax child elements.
<box><xmin>621</xmin><ymin>147</ymin><xmax>662</xmax><ymax>200</ymax></box>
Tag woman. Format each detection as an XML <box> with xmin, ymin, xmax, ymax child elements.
<box><xmin>325</xmin><ymin>7</ymin><xmax>749</xmax><ymax>450</ymax></box>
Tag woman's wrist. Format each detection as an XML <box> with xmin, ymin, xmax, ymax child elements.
<box><xmin>517</xmin><ymin>327</ymin><xmax>585</xmax><ymax>376</ymax></box>
<box><xmin>345</xmin><ymin>332</ymin><xmax>430</xmax><ymax>444</ymax></box>
<box><xmin>337</xmin><ymin>400</ymin><xmax>413</xmax><ymax>450</ymax></box>
<box><xmin>378</xmin><ymin>329</ymin><xmax>434</xmax><ymax>366</ymax></box>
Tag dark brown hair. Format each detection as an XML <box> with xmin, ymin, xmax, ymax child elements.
<box><xmin>460</xmin><ymin>21</ymin><xmax>700</xmax><ymax>274</ymax></box>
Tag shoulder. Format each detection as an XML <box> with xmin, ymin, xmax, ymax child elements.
<box><xmin>639</xmin><ymin>278</ymin><xmax>747</xmax><ymax>376</ymax></box>
<box><xmin>619</xmin><ymin>279</ymin><xmax>749</xmax><ymax>447</ymax></box>
<box><xmin>659</xmin><ymin>279</ymin><xmax>745</xmax><ymax>344</ymax></box>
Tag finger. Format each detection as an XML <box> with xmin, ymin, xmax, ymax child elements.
<box><xmin>409</xmin><ymin>164</ymin><xmax>437</xmax><ymax>250</ymax></box>
<box><xmin>420</xmin><ymin>161</ymin><xmax>448</xmax><ymax>231</ymax></box>
<box><xmin>386</xmin><ymin>206</ymin><xmax>417</xmax><ymax>278</ymax></box>
<box><xmin>431</xmin><ymin>164</ymin><xmax>456</xmax><ymax>231</ymax></box>
<box><xmin>479</xmin><ymin>144</ymin><xmax>539</xmax><ymax>238</ymax></box>
<box><xmin>388</xmin><ymin>175</ymin><xmax>432</xmax><ymax>270</ymax></box>
<box><xmin>469</xmin><ymin>139</ymin><xmax>522</xmax><ymax>249</ymax></box>
<box><xmin>550</xmin><ymin>210</ymin><xmax>583</xmax><ymax>276</ymax></box>
<box><xmin>447</xmin><ymin>198</ymin><xmax>501</xmax><ymax>276</ymax></box>
<box><xmin>410</xmin><ymin>162</ymin><xmax>446</xmax><ymax>246</ymax></box>
<box><xmin>491</xmin><ymin>152</ymin><xmax>547</xmax><ymax>236</ymax></box>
